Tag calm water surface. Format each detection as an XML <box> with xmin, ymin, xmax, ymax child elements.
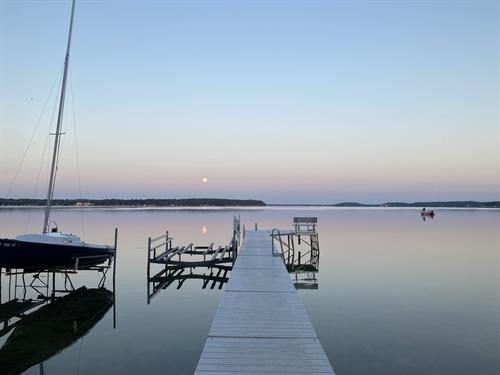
<box><xmin>0</xmin><ymin>207</ymin><xmax>499</xmax><ymax>374</ymax></box>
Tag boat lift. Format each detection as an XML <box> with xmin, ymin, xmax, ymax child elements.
<box><xmin>271</xmin><ymin>217</ymin><xmax>320</xmax><ymax>272</ymax></box>
<box><xmin>0</xmin><ymin>228</ymin><xmax>117</xmax><ymax>303</ymax></box>
<box><xmin>146</xmin><ymin>216</ymin><xmax>241</xmax><ymax>303</ymax></box>
<box><xmin>0</xmin><ymin>232</ymin><xmax>117</xmax><ymax>340</ymax></box>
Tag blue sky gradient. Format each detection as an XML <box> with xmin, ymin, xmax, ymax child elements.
<box><xmin>1</xmin><ymin>0</ymin><xmax>498</xmax><ymax>203</ymax></box>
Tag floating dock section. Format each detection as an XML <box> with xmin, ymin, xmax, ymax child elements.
<box><xmin>195</xmin><ymin>230</ymin><xmax>335</xmax><ymax>374</ymax></box>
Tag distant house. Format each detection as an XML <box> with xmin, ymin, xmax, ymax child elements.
<box><xmin>75</xmin><ymin>201</ymin><xmax>93</xmax><ymax>207</ymax></box>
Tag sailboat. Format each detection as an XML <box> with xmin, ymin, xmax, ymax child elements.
<box><xmin>0</xmin><ymin>0</ymin><xmax>115</xmax><ymax>270</ymax></box>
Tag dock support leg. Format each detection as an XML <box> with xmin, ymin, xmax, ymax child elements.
<box><xmin>51</xmin><ymin>272</ymin><xmax>55</xmax><ymax>301</ymax></box>
<box><xmin>147</xmin><ymin>237</ymin><xmax>151</xmax><ymax>304</ymax></box>
<box><xmin>113</xmin><ymin>228</ymin><xmax>118</xmax><ymax>328</ymax></box>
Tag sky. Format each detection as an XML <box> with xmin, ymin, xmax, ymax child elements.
<box><xmin>0</xmin><ymin>0</ymin><xmax>499</xmax><ymax>204</ymax></box>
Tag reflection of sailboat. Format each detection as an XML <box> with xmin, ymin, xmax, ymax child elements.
<box><xmin>0</xmin><ymin>0</ymin><xmax>114</xmax><ymax>270</ymax></box>
<box><xmin>0</xmin><ymin>286</ymin><xmax>113</xmax><ymax>375</ymax></box>
<box><xmin>0</xmin><ymin>299</ymin><xmax>44</xmax><ymax>338</ymax></box>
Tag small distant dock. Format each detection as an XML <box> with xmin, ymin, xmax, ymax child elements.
<box><xmin>194</xmin><ymin>229</ymin><xmax>335</xmax><ymax>374</ymax></box>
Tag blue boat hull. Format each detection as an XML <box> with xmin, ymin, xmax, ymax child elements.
<box><xmin>0</xmin><ymin>239</ymin><xmax>114</xmax><ymax>270</ymax></box>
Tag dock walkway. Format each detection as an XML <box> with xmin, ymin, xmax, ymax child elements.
<box><xmin>195</xmin><ymin>230</ymin><xmax>335</xmax><ymax>374</ymax></box>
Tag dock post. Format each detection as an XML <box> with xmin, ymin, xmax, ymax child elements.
<box><xmin>51</xmin><ymin>271</ymin><xmax>55</xmax><ymax>301</ymax></box>
<box><xmin>238</xmin><ymin>215</ymin><xmax>241</xmax><ymax>245</ymax></box>
<box><xmin>113</xmin><ymin>228</ymin><xmax>118</xmax><ymax>271</ymax></box>
<box><xmin>113</xmin><ymin>227</ymin><xmax>118</xmax><ymax>329</ymax></box>
<box><xmin>147</xmin><ymin>237</ymin><xmax>151</xmax><ymax>272</ymax></box>
<box><xmin>147</xmin><ymin>237</ymin><xmax>151</xmax><ymax>304</ymax></box>
<box><xmin>8</xmin><ymin>271</ymin><xmax>11</xmax><ymax>300</ymax></box>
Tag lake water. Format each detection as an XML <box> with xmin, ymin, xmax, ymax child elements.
<box><xmin>0</xmin><ymin>207</ymin><xmax>499</xmax><ymax>374</ymax></box>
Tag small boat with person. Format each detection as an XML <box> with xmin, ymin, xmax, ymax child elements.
<box><xmin>420</xmin><ymin>208</ymin><xmax>435</xmax><ymax>218</ymax></box>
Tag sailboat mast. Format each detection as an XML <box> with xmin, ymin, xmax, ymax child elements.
<box><xmin>43</xmin><ymin>0</ymin><xmax>76</xmax><ymax>233</ymax></box>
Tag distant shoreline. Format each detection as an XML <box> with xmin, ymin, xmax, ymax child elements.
<box><xmin>269</xmin><ymin>201</ymin><xmax>500</xmax><ymax>208</ymax></box>
<box><xmin>0</xmin><ymin>198</ymin><xmax>498</xmax><ymax>209</ymax></box>
<box><xmin>1</xmin><ymin>206</ymin><xmax>499</xmax><ymax>210</ymax></box>
<box><xmin>0</xmin><ymin>198</ymin><xmax>266</xmax><ymax>208</ymax></box>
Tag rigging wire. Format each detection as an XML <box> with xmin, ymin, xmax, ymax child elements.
<box><xmin>48</xmin><ymin>79</ymin><xmax>69</xmax><ymax>225</ymax></box>
<box><xmin>47</xmin><ymin>80</ymin><xmax>63</xmax><ymax>186</ymax></box>
<box><xmin>24</xmin><ymin>132</ymin><xmax>51</xmax><ymax>232</ymax></box>
<box><xmin>25</xmin><ymin>82</ymin><xmax>59</xmax><ymax>232</ymax></box>
<box><xmin>5</xmin><ymin>63</ymin><xmax>64</xmax><ymax>198</ymax></box>
<box><xmin>24</xmin><ymin>71</ymin><xmax>63</xmax><ymax>232</ymax></box>
<box><xmin>70</xmin><ymin>72</ymin><xmax>85</xmax><ymax>240</ymax></box>
<box><xmin>50</xmin><ymin>129</ymin><xmax>64</xmax><ymax>208</ymax></box>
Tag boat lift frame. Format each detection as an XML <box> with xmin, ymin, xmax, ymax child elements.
<box><xmin>271</xmin><ymin>217</ymin><xmax>320</xmax><ymax>272</ymax></box>
<box><xmin>1</xmin><ymin>228</ymin><xmax>117</xmax><ymax>302</ymax></box>
<box><xmin>146</xmin><ymin>217</ymin><xmax>241</xmax><ymax>303</ymax></box>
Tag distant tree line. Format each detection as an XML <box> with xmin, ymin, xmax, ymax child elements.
<box><xmin>271</xmin><ymin>201</ymin><xmax>500</xmax><ymax>208</ymax></box>
<box><xmin>1</xmin><ymin>198</ymin><xmax>498</xmax><ymax>208</ymax></box>
<box><xmin>0</xmin><ymin>198</ymin><xmax>267</xmax><ymax>207</ymax></box>
<box><xmin>381</xmin><ymin>201</ymin><xmax>500</xmax><ymax>208</ymax></box>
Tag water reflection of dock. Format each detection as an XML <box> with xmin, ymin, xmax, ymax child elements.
<box><xmin>194</xmin><ymin>229</ymin><xmax>334</xmax><ymax>374</ymax></box>
<box><xmin>148</xmin><ymin>265</ymin><xmax>231</xmax><ymax>300</ymax></box>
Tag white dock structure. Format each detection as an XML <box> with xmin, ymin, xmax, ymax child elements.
<box><xmin>195</xmin><ymin>230</ymin><xmax>335</xmax><ymax>374</ymax></box>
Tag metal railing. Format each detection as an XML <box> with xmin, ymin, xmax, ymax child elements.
<box><xmin>271</xmin><ymin>228</ymin><xmax>285</xmax><ymax>258</ymax></box>
<box><xmin>270</xmin><ymin>222</ymin><xmax>320</xmax><ymax>272</ymax></box>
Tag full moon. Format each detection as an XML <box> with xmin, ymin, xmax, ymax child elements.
<box><xmin>202</xmin><ymin>177</ymin><xmax>208</xmax><ymax>183</ymax></box>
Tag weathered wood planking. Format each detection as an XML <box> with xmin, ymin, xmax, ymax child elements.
<box><xmin>195</xmin><ymin>230</ymin><xmax>334</xmax><ymax>374</ymax></box>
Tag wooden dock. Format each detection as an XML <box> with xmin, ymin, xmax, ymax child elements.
<box><xmin>195</xmin><ymin>230</ymin><xmax>335</xmax><ymax>374</ymax></box>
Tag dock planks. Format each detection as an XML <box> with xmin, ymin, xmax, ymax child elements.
<box><xmin>195</xmin><ymin>230</ymin><xmax>334</xmax><ymax>374</ymax></box>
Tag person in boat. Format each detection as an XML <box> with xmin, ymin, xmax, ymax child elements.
<box><xmin>421</xmin><ymin>208</ymin><xmax>435</xmax><ymax>217</ymax></box>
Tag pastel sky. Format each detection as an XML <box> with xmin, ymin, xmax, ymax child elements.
<box><xmin>1</xmin><ymin>0</ymin><xmax>498</xmax><ymax>204</ymax></box>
